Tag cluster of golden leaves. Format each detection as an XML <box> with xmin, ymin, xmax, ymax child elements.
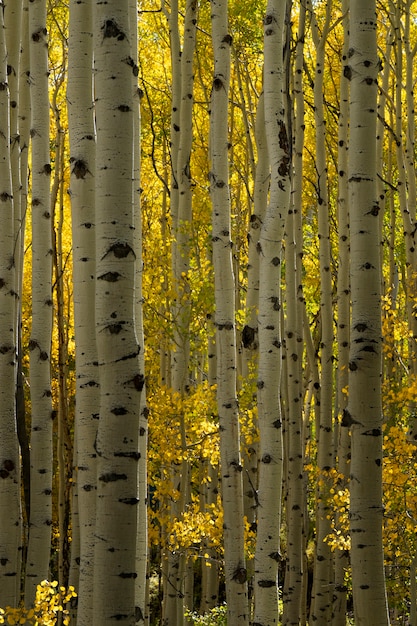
<box><xmin>0</xmin><ymin>581</ymin><xmax>76</xmax><ymax>626</ymax></box>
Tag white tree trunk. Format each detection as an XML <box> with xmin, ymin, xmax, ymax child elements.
<box><xmin>25</xmin><ymin>0</ymin><xmax>53</xmax><ymax>604</ymax></box>
<box><xmin>348</xmin><ymin>1</ymin><xmax>389</xmax><ymax>623</ymax></box>
<box><xmin>308</xmin><ymin>4</ymin><xmax>334</xmax><ymax>621</ymax></box>
<box><xmin>129</xmin><ymin>0</ymin><xmax>147</xmax><ymax>620</ymax></box>
<box><xmin>93</xmin><ymin>2</ymin><xmax>143</xmax><ymax>624</ymax></box>
<box><xmin>282</xmin><ymin>4</ymin><xmax>306</xmax><ymax>623</ymax></box>
<box><xmin>163</xmin><ymin>3</ymin><xmax>198</xmax><ymax>623</ymax></box>
<box><xmin>252</xmin><ymin>2</ymin><xmax>290</xmax><ymax>624</ymax></box>
<box><xmin>0</xmin><ymin>0</ymin><xmax>22</xmax><ymax>606</ymax></box>
<box><xmin>333</xmin><ymin>2</ymin><xmax>350</xmax><ymax>623</ymax></box>
<box><xmin>16</xmin><ymin>0</ymin><xmax>31</xmax><ymax>538</ymax></box>
<box><xmin>210</xmin><ymin>1</ymin><xmax>249</xmax><ymax>623</ymax></box>
<box><xmin>67</xmin><ymin>0</ymin><xmax>97</xmax><ymax>622</ymax></box>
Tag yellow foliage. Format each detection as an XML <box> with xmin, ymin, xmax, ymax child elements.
<box><xmin>168</xmin><ymin>496</ymin><xmax>224</xmax><ymax>553</ymax></box>
<box><xmin>0</xmin><ymin>581</ymin><xmax>76</xmax><ymax>626</ymax></box>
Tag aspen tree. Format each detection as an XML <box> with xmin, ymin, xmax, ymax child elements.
<box><xmin>210</xmin><ymin>1</ymin><xmax>249</xmax><ymax>623</ymax></box>
<box><xmin>307</xmin><ymin>3</ymin><xmax>335</xmax><ymax>621</ymax></box>
<box><xmin>347</xmin><ymin>0</ymin><xmax>389</xmax><ymax>622</ymax></box>
<box><xmin>25</xmin><ymin>0</ymin><xmax>54</xmax><ymax>605</ymax></box>
<box><xmin>162</xmin><ymin>2</ymin><xmax>198</xmax><ymax>622</ymax></box>
<box><xmin>50</xmin><ymin>67</ymin><xmax>71</xmax><ymax>592</ymax></box>
<box><xmin>401</xmin><ymin>1</ymin><xmax>417</xmax><ymax>392</ymax></box>
<box><xmin>5</xmin><ymin>0</ymin><xmax>26</xmax><ymax>485</ymax></box>
<box><xmin>252</xmin><ymin>2</ymin><xmax>290</xmax><ymax>624</ymax></box>
<box><xmin>67</xmin><ymin>0</ymin><xmax>97</xmax><ymax>621</ymax></box>
<box><xmin>241</xmin><ymin>92</ymin><xmax>267</xmax><ymax>529</ymax></box>
<box><xmin>389</xmin><ymin>0</ymin><xmax>417</xmax><ymax>440</ymax></box>
<box><xmin>93</xmin><ymin>1</ymin><xmax>143</xmax><ymax>623</ymax></box>
<box><xmin>129</xmin><ymin>0</ymin><xmax>147</xmax><ymax>621</ymax></box>
<box><xmin>0</xmin><ymin>0</ymin><xmax>22</xmax><ymax>607</ymax></box>
<box><xmin>4</xmin><ymin>0</ymin><xmax>24</xmax><ymax>313</ymax></box>
<box><xmin>200</xmin><ymin>329</ymin><xmax>220</xmax><ymax>614</ymax></box>
<box><xmin>244</xmin><ymin>92</ymin><xmax>268</xmax><ymax>360</ymax></box>
<box><xmin>199</xmin><ymin>461</ymin><xmax>220</xmax><ymax>613</ymax></box>
<box><xmin>333</xmin><ymin>2</ymin><xmax>350</xmax><ymax>623</ymax></box>
<box><xmin>282</xmin><ymin>4</ymin><xmax>306</xmax><ymax>623</ymax></box>
<box><xmin>166</xmin><ymin>0</ymin><xmax>197</xmax><ymax>395</ymax></box>
<box><xmin>17</xmin><ymin>0</ymin><xmax>31</xmax><ymax>530</ymax></box>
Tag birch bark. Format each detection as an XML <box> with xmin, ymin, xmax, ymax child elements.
<box><xmin>282</xmin><ymin>4</ymin><xmax>306</xmax><ymax>623</ymax></box>
<box><xmin>347</xmin><ymin>1</ymin><xmax>389</xmax><ymax>622</ymax></box>
<box><xmin>93</xmin><ymin>2</ymin><xmax>143</xmax><ymax>623</ymax></box>
<box><xmin>129</xmin><ymin>1</ymin><xmax>147</xmax><ymax>621</ymax></box>
<box><xmin>333</xmin><ymin>3</ymin><xmax>350</xmax><ymax>622</ymax></box>
<box><xmin>252</xmin><ymin>2</ymin><xmax>290</xmax><ymax>623</ymax></box>
<box><xmin>0</xmin><ymin>0</ymin><xmax>21</xmax><ymax>606</ymax></box>
<box><xmin>25</xmin><ymin>0</ymin><xmax>53</xmax><ymax>604</ymax></box>
<box><xmin>162</xmin><ymin>3</ymin><xmax>198</xmax><ymax>622</ymax></box>
<box><xmin>210</xmin><ymin>1</ymin><xmax>249</xmax><ymax>623</ymax></box>
<box><xmin>67</xmin><ymin>0</ymin><xmax>97</xmax><ymax>621</ymax></box>
<box><xmin>307</xmin><ymin>4</ymin><xmax>334</xmax><ymax>621</ymax></box>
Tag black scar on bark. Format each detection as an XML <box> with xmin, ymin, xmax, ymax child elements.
<box><xmin>115</xmin><ymin>350</ymin><xmax>141</xmax><ymax>365</ymax></box>
<box><xmin>354</xmin><ymin>322</ymin><xmax>368</xmax><ymax>332</ymax></box>
<box><xmin>105</xmin><ymin>323</ymin><xmax>123</xmax><ymax>335</ymax></box>
<box><xmin>111</xmin><ymin>407</ymin><xmax>128</xmax><ymax>416</ymax></box>
<box><xmin>102</xmin><ymin>19</ymin><xmax>126</xmax><ymax>41</ymax></box>
<box><xmin>270</xmin><ymin>296</ymin><xmax>281</xmax><ymax>311</ymax></box>
<box><xmin>0</xmin><ymin>344</ymin><xmax>13</xmax><ymax>354</ymax></box>
<box><xmin>123</xmin><ymin>56</ymin><xmax>139</xmax><ymax>76</ymax></box>
<box><xmin>343</xmin><ymin>65</ymin><xmax>352</xmax><ymax>80</ymax></box>
<box><xmin>97</xmin><ymin>271</ymin><xmax>121</xmax><ymax>282</ymax></box>
<box><xmin>242</xmin><ymin>324</ymin><xmax>257</xmax><ymax>350</ymax></box>
<box><xmin>99</xmin><ymin>472</ymin><xmax>127</xmax><ymax>483</ymax></box>
<box><xmin>70</xmin><ymin>158</ymin><xmax>90</xmax><ymax>179</ymax></box>
<box><xmin>360</xmin><ymin>344</ymin><xmax>376</xmax><ymax>353</ymax></box>
<box><xmin>119</xmin><ymin>497</ymin><xmax>139</xmax><ymax>505</ymax></box>
<box><xmin>258</xmin><ymin>579</ymin><xmax>276</xmax><ymax>588</ymax></box>
<box><xmin>118</xmin><ymin>572</ymin><xmax>137</xmax><ymax>578</ymax></box>
<box><xmin>80</xmin><ymin>379</ymin><xmax>99</xmax><ymax>389</ymax></box>
<box><xmin>232</xmin><ymin>566</ymin><xmax>247</xmax><ymax>583</ymax></box>
<box><xmin>341</xmin><ymin>409</ymin><xmax>362</xmax><ymax>427</ymax></box>
<box><xmin>32</xmin><ymin>28</ymin><xmax>47</xmax><ymax>43</ymax></box>
<box><xmin>362</xmin><ymin>428</ymin><xmax>382</xmax><ymax>437</ymax></box>
<box><xmin>135</xmin><ymin>607</ymin><xmax>144</xmax><ymax>622</ymax></box>
<box><xmin>114</xmin><ymin>451</ymin><xmax>140</xmax><ymax>460</ymax></box>
<box><xmin>213</xmin><ymin>77</ymin><xmax>223</xmax><ymax>91</ymax></box>
<box><xmin>216</xmin><ymin>321</ymin><xmax>234</xmax><ymax>331</ymax></box>
<box><xmin>103</xmin><ymin>242</ymin><xmax>136</xmax><ymax>259</ymax></box>
<box><xmin>28</xmin><ymin>339</ymin><xmax>39</xmax><ymax>351</ymax></box>
<box><xmin>126</xmin><ymin>373</ymin><xmax>145</xmax><ymax>391</ymax></box>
